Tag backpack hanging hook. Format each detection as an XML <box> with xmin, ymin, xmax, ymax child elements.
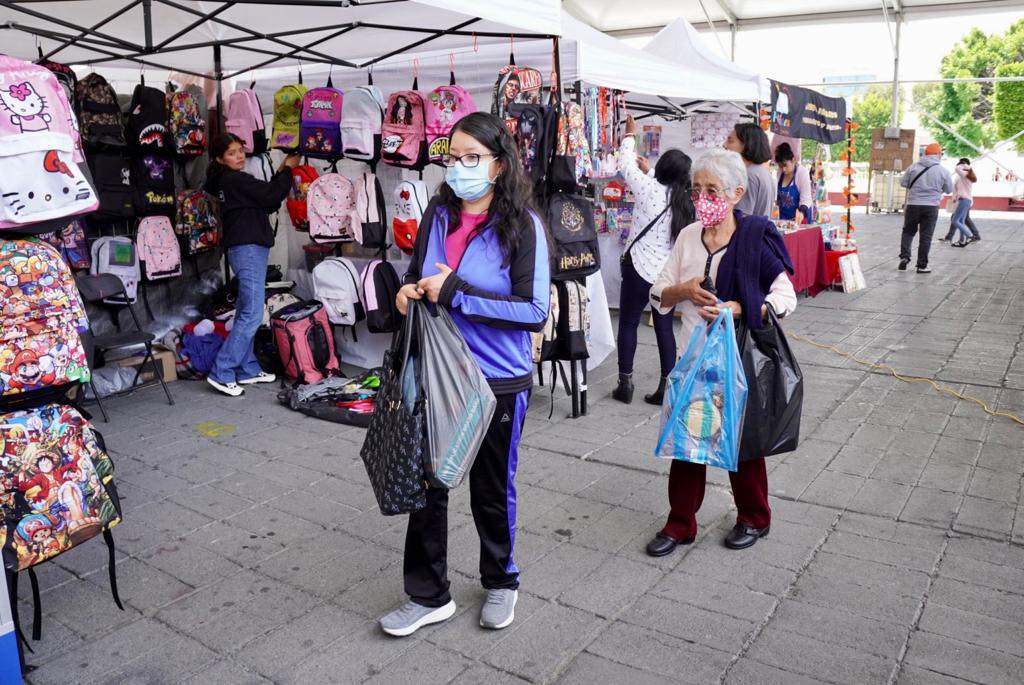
<box><xmin>448</xmin><ymin>52</ymin><xmax>456</xmax><ymax>85</ymax></box>
<box><xmin>412</xmin><ymin>58</ymin><xmax>420</xmax><ymax>90</ymax></box>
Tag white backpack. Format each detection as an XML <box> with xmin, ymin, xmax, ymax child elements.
<box><xmin>392</xmin><ymin>179</ymin><xmax>429</xmax><ymax>254</ymax></box>
<box><xmin>90</xmin><ymin>236</ymin><xmax>141</xmax><ymax>303</ymax></box>
<box><xmin>312</xmin><ymin>257</ymin><xmax>365</xmax><ymax>326</ymax></box>
<box><xmin>244</xmin><ymin>152</ymin><xmax>274</xmax><ymax>182</ymax></box>
<box><xmin>307</xmin><ymin>173</ymin><xmax>358</xmax><ymax>244</ymax></box>
<box><xmin>341</xmin><ymin>85</ymin><xmax>386</xmax><ymax>161</ymax></box>
<box><xmin>353</xmin><ymin>172</ymin><xmax>387</xmax><ymax>250</ymax></box>
<box><xmin>136</xmin><ymin>216</ymin><xmax>182</xmax><ymax>280</ymax></box>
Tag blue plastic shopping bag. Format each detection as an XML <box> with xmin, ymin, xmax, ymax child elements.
<box><xmin>655</xmin><ymin>309</ymin><xmax>748</xmax><ymax>472</ymax></box>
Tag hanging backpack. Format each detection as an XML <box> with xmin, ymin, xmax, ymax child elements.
<box><xmin>312</xmin><ymin>257</ymin><xmax>365</xmax><ymax>327</ymax></box>
<box><xmin>175</xmin><ymin>189</ymin><xmax>220</xmax><ymax>254</ymax></box>
<box><xmin>555</xmin><ymin>102</ymin><xmax>593</xmax><ymax>185</ymax></box>
<box><xmin>392</xmin><ymin>179</ymin><xmax>429</xmax><ymax>254</ymax></box>
<box><xmin>87</xmin><ymin>153</ymin><xmax>134</xmax><ymax>223</ymax></box>
<box><xmin>509</xmin><ymin>103</ymin><xmax>558</xmax><ymax>188</ymax></box>
<box><xmin>243</xmin><ymin>151</ymin><xmax>274</xmax><ymax>182</ymax></box>
<box><xmin>299</xmin><ymin>85</ymin><xmax>344</xmax><ymax>158</ymax></box>
<box><xmin>125</xmin><ymin>84</ymin><xmax>170</xmax><ymax>155</ymax></box>
<box><xmin>37</xmin><ymin>60</ymin><xmax>78</xmax><ymax>114</ymax></box>
<box><xmin>271</xmin><ymin>300</ymin><xmax>341</xmax><ymax>384</ymax></box>
<box><xmin>136</xmin><ymin>215</ymin><xmax>182</xmax><ymax>280</ymax></box>
<box><xmin>426</xmin><ymin>81</ymin><xmax>476</xmax><ymax>164</ymax></box>
<box><xmin>354</xmin><ymin>172</ymin><xmax>387</xmax><ymax>250</ymax></box>
<box><xmin>41</xmin><ymin>219</ymin><xmax>91</xmax><ymax>270</ymax></box>
<box><xmin>224</xmin><ymin>88</ymin><xmax>267</xmax><ymax>156</ymax></box>
<box><xmin>361</xmin><ymin>259</ymin><xmax>401</xmax><ymax>333</ymax></box>
<box><xmin>167</xmin><ymin>86</ymin><xmax>207</xmax><ymax>157</ymax></box>
<box><xmin>547</xmin><ymin>193</ymin><xmax>600</xmax><ymax>280</ymax></box>
<box><xmin>270</xmin><ymin>83</ymin><xmax>309</xmax><ymax>151</ymax></box>
<box><xmin>76</xmin><ymin>72</ymin><xmax>125</xmax><ymax>150</ymax></box>
<box><xmin>307</xmin><ymin>172</ymin><xmax>357</xmax><ymax>244</ymax></box>
<box><xmin>554</xmin><ymin>279</ymin><xmax>589</xmax><ymax>361</ymax></box>
<box><xmin>531</xmin><ymin>282</ymin><xmax>560</xmax><ymax>364</ymax></box>
<box><xmin>90</xmin><ymin>236</ymin><xmax>140</xmax><ymax>303</ymax></box>
<box><xmin>491</xmin><ymin>64</ymin><xmax>544</xmax><ymax>121</ymax></box>
<box><xmin>287</xmin><ymin>164</ymin><xmax>318</xmax><ymax>232</ymax></box>
<box><xmin>0</xmin><ymin>238</ymin><xmax>91</xmax><ymax>403</ymax></box>
<box><xmin>380</xmin><ymin>89</ymin><xmax>427</xmax><ymax>170</ymax></box>
<box><xmin>340</xmin><ymin>84</ymin><xmax>385</xmax><ymax>161</ymax></box>
<box><xmin>133</xmin><ymin>154</ymin><xmax>176</xmax><ymax>217</ymax></box>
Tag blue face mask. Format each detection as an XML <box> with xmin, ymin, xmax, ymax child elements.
<box><xmin>446</xmin><ymin>160</ymin><xmax>496</xmax><ymax>202</ymax></box>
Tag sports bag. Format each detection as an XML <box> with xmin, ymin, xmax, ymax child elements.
<box><xmin>307</xmin><ymin>172</ymin><xmax>357</xmax><ymax>244</ymax></box>
<box><xmin>547</xmin><ymin>193</ymin><xmax>600</xmax><ymax>280</ymax></box>
<box><xmin>0</xmin><ymin>238</ymin><xmax>91</xmax><ymax>403</ymax></box>
<box><xmin>299</xmin><ymin>86</ymin><xmax>343</xmax><ymax>158</ymax></box>
<box><xmin>380</xmin><ymin>90</ymin><xmax>427</xmax><ymax>169</ymax></box>
<box><xmin>492</xmin><ymin>64</ymin><xmax>544</xmax><ymax>121</ymax></box>
<box><xmin>353</xmin><ymin>172</ymin><xmax>387</xmax><ymax>250</ymax></box>
<box><xmin>287</xmin><ymin>164</ymin><xmax>319</xmax><ymax>232</ymax></box>
<box><xmin>270</xmin><ymin>83</ymin><xmax>308</xmax><ymax>150</ymax></box>
<box><xmin>340</xmin><ymin>85</ymin><xmax>385</xmax><ymax>161</ymax></box>
<box><xmin>88</xmin><ymin>153</ymin><xmax>135</xmax><ymax>222</ymax></box>
<box><xmin>224</xmin><ymin>88</ymin><xmax>267</xmax><ymax>155</ymax></box>
<box><xmin>76</xmin><ymin>72</ymin><xmax>125</xmax><ymax>150</ymax></box>
<box><xmin>167</xmin><ymin>86</ymin><xmax>207</xmax><ymax>156</ymax></box>
<box><xmin>175</xmin><ymin>189</ymin><xmax>221</xmax><ymax>254</ymax></box>
<box><xmin>90</xmin><ymin>236</ymin><xmax>140</xmax><ymax>303</ymax></box>
<box><xmin>133</xmin><ymin>154</ymin><xmax>176</xmax><ymax>217</ymax></box>
<box><xmin>125</xmin><ymin>84</ymin><xmax>170</xmax><ymax>155</ymax></box>
<box><xmin>136</xmin><ymin>215</ymin><xmax>182</xmax><ymax>279</ymax></box>
<box><xmin>271</xmin><ymin>300</ymin><xmax>341</xmax><ymax>384</ymax></box>
<box><xmin>41</xmin><ymin>219</ymin><xmax>91</xmax><ymax>270</ymax></box>
<box><xmin>553</xmin><ymin>279</ymin><xmax>589</xmax><ymax>361</ymax></box>
<box><xmin>38</xmin><ymin>60</ymin><xmax>78</xmax><ymax>113</ymax></box>
<box><xmin>312</xmin><ymin>257</ymin><xmax>365</xmax><ymax>326</ymax></box>
<box><xmin>425</xmin><ymin>82</ymin><xmax>476</xmax><ymax>164</ymax></box>
<box><xmin>392</xmin><ymin>179</ymin><xmax>429</xmax><ymax>254</ymax></box>
<box><xmin>361</xmin><ymin>259</ymin><xmax>401</xmax><ymax>333</ymax></box>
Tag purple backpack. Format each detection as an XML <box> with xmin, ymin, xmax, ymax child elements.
<box><xmin>299</xmin><ymin>85</ymin><xmax>343</xmax><ymax>158</ymax></box>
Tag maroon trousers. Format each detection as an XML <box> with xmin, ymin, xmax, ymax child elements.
<box><xmin>662</xmin><ymin>457</ymin><xmax>771</xmax><ymax>540</ymax></box>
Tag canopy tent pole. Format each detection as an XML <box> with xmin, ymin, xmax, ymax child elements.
<box><xmin>888</xmin><ymin>2</ymin><xmax>902</xmax><ymax>127</ymax></box>
<box><xmin>213</xmin><ymin>43</ymin><xmax>230</xmax><ymax>284</ymax></box>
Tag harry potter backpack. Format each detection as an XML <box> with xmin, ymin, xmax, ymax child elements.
<box><xmin>299</xmin><ymin>85</ymin><xmax>343</xmax><ymax>158</ymax></box>
<box><xmin>425</xmin><ymin>81</ymin><xmax>476</xmax><ymax>164</ymax></box>
<box><xmin>546</xmin><ymin>193</ymin><xmax>600</xmax><ymax>280</ymax></box>
<box><xmin>380</xmin><ymin>89</ymin><xmax>427</xmax><ymax>170</ymax></box>
<box><xmin>341</xmin><ymin>84</ymin><xmax>385</xmax><ymax>161</ymax></box>
<box><xmin>271</xmin><ymin>82</ymin><xmax>308</xmax><ymax>151</ymax></box>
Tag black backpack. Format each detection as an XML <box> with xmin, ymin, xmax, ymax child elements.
<box><xmin>508</xmin><ymin>103</ymin><xmax>558</xmax><ymax>192</ymax></box>
<box><xmin>362</xmin><ymin>259</ymin><xmax>402</xmax><ymax>333</ymax></box>
<box><xmin>125</xmin><ymin>84</ymin><xmax>171</xmax><ymax>156</ymax></box>
<box><xmin>546</xmin><ymin>193</ymin><xmax>600</xmax><ymax>280</ymax></box>
<box><xmin>133</xmin><ymin>155</ymin><xmax>176</xmax><ymax>217</ymax></box>
<box><xmin>88</xmin><ymin>153</ymin><xmax>135</xmax><ymax>222</ymax></box>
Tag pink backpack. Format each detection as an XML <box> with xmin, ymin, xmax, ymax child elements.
<box><xmin>271</xmin><ymin>300</ymin><xmax>340</xmax><ymax>384</ymax></box>
<box><xmin>299</xmin><ymin>85</ymin><xmax>343</xmax><ymax>158</ymax></box>
<box><xmin>224</xmin><ymin>88</ymin><xmax>267</xmax><ymax>155</ymax></box>
<box><xmin>426</xmin><ymin>82</ymin><xmax>476</xmax><ymax>163</ymax></box>
<box><xmin>381</xmin><ymin>89</ymin><xmax>427</xmax><ymax>170</ymax></box>
<box><xmin>136</xmin><ymin>215</ymin><xmax>182</xmax><ymax>280</ymax></box>
<box><xmin>307</xmin><ymin>173</ymin><xmax>358</xmax><ymax>244</ymax></box>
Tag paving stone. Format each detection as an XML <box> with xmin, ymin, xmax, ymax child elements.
<box><xmin>916</xmin><ymin>460</ymin><xmax>974</xmax><ymax>493</ymax></box>
<box><xmin>619</xmin><ymin>593</ymin><xmax>757</xmax><ymax>653</ymax></box>
<box><xmin>181</xmin><ymin>658</ymin><xmax>273</xmax><ymax>684</ymax></box>
<box><xmin>900</xmin><ymin>486</ymin><xmax>962</xmax><ymax>528</ymax></box>
<box><xmin>650</xmin><ymin>572</ymin><xmax>777</xmax><ymax>623</ymax></box>
<box><xmin>365</xmin><ymin>642</ymin><xmax>473</xmax><ymax>684</ymax></box>
<box><xmin>895</xmin><ymin>664</ymin><xmax>976</xmax><ymax>685</ymax></box>
<box><xmin>904</xmin><ymin>630</ymin><xmax>1024</xmax><ymax>685</ymax></box>
<box><xmin>954</xmin><ymin>495</ymin><xmax>1015</xmax><ymax>538</ymax></box>
<box><xmin>677</xmin><ymin>545</ymin><xmax>796</xmax><ymax>597</ymax></box>
<box><xmin>284</xmin><ymin>618</ymin><xmax>422</xmax><ymax>683</ymax></box>
<box><xmin>846</xmin><ymin>478</ymin><xmax>913</xmax><ymax>517</ymax></box>
<box><xmin>919</xmin><ymin>602</ymin><xmax>1024</xmax><ymax>658</ymax></box>
<box><xmin>789</xmin><ymin>571</ymin><xmax>922</xmax><ymax>625</ymax></box>
<box><xmin>770</xmin><ymin>598</ymin><xmax>907</xmax><ymax>659</ymax></box>
<box><xmin>744</xmin><ymin>626</ymin><xmax>894</xmax><ymax>685</ymax></box>
<box><xmin>966</xmin><ymin>467</ymin><xmax>1020</xmax><ymax>503</ymax></box>
<box><xmin>798</xmin><ymin>470</ymin><xmax>865</xmax><ymax>508</ymax></box>
<box><xmin>585</xmin><ymin>621</ymin><xmax>731</xmax><ymax>684</ymax></box>
<box><xmin>559</xmin><ymin>652</ymin><xmax>678</xmax><ymax>685</ymax></box>
<box><xmin>820</xmin><ymin>530</ymin><xmax>939</xmax><ymax>572</ymax></box>
<box><xmin>139</xmin><ymin>539</ymin><xmax>245</xmax><ymax>588</ymax></box>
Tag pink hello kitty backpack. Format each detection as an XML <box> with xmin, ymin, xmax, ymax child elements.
<box><xmin>136</xmin><ymin>215</ymin><xmax>182</xmax><ymax>280</ymax></box>
<box><xmin>380</xmin><ymin>87</ymin><xmax>427</xmax><ymax>170</ymax></box>
<box><xmin>0</xmin><ymin>56</ymin><xmax>98</xmax><ymax>231</ymax></box>
<box><xmin>426</xmin><ymin>79</ymin><xmax>476</xmax><ymax>164</ymax></box>
<box><xmin>299</xmin><ymin>84</ymin><xmax>343</xmax><ymax>159</ymax></box>
<box><xmin>307</xmin><ymin>173</ymin><xmax>358</xmax><ymax>244</ymax></box>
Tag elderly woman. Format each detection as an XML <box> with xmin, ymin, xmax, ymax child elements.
<box><xmin>646</xmin><ymin>148</ymin><xmax>797</xmax><ymax>557</ymax></box>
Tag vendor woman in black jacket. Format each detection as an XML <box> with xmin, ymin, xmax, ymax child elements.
<box><xmin>203</xmin><ymin>133</ymin><xmax>298</xmax><ymax>397</ymax></box>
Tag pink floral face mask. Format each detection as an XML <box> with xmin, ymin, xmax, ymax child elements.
<box><xmin>693</xmin><ymin>193</ymin><xmax>731</xmax><ymax>227</ymax></box>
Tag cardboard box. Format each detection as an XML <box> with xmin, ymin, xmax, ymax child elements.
<box><xmin>109</xmin><ymin>348</ymin><xmax>177</xmax><ymax>384</ymax></box>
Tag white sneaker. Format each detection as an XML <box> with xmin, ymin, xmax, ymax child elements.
<box><xmin>379</xmin><ymin>600</ymin><xmax>456</xmax><ymax>637</ymax></box>
<box><xmin>207</xmin><ymin>377</ymin><xmax>244</xmax><ymax>397</ymax></box>
<box><xmin>480</xmin><ymin>589</ymin><xmax>517</xmax><ymax>629</ymax></box>
<box><xmin>237</xmin><ymin>372</ymin><xmax>276</xmax><ymax>385</ymax></box>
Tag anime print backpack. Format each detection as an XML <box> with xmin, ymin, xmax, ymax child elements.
<box><xmin>287</xmin><ymin>164</ymin><xmax>318</xmax><ymax>232</ymax></box>
<box><xmin>125</xmin><ymin>84</ymin><xmax>170</xmax><ymax>155</ymax></box>
<box><xmin>133</xmin><ymin>153</ymin><xmax>176</xmax><ymax>217</ymax></box>
<box><xmin>90</xmin><ymin>236</ymin><xmax>140</xmax><ymax>303</ymax></box>
<box><xmin>271</xmin><ymin>82</ymin><xmax>308</xmax><ymax>150</ymax></box>
<box><xmin>136</xmin><ymin>215</ymin><xmax>182</xmax><ymax>280</ymax></box>
<box><xmin>392</xmin><ymin>179</ymin><xmax>429</xmax><ymax>254</ymax></box>
<box><xmin>271</xmin><ymin>300</ymin><xmax>341</xmax><ymax>384</ymax></box>
<box><xmin>1</xmin><ymin>56</ymin><xmax>99</xmax><ymax>230</ymax></box>
<box><xmin>1</xmin><ymin>238</ymin><xmax>91</xmax><ymax>403</ymax></box>
<box><xmin>380</xmin><ymin>89</ymin><xmax>427</xmax><ymax>170</ymax></box>
<box><xmin>312</xmin><ymin>257</ymin><xmax>365</xmax><ymax>327</ymax></box>
<box><xmin>509</xmin><ymin>103</ymin><xmax>558</xmax><ymax>187</ymax></box>
<box><xmin>299</xmin><ymin>85</ymin><xmax>343</xmax><ymax>158</ymax></box>
<box><xmin>491</xmin><ymin>64</ymin><xmax>544</xmax><ymax>122</ymax></box>
<box><xmin>75</xmin><ymin>72</ymin><xmax>126</xmax><ymax>150</ymax></box>
<box><xmin>341</xmin><ymin>84</ymin><xmax>385</xmax><ymax>161</ymax></box>
<box><xmin>175</xmin><ymin>189</ymin><xmax>220</xmax><ymax>254</ymax></box>
<box><xmin>307</xmin><ymin>172</ymin><xmax>358</xmax><ymax>244</ymax></box>
<box><xmin>354</xmin><ymin>172</ymin><xmax>387</xmax><ymax>250</ymax></box>
<box><xmin>361</xmin><ymin>259</ymin><xmax>402</xmax><ymax>334</ymax></box>
<box><xmin>546</xmin><ymin>193</ymin><xmax>600</xmax><ymax>280</ymax></box>
<box><xmin>41</xmin><ymin>219</ymin><xmax>90</xmax><ymax>270</ymax></box>
<box><xmin>167</xmin><ymin>86</ymin><xmax>207</xmax><ymax>156</ymax></box>
<box><xmin>425</xmin><ymin>82</ymin><xmax>476</xmax><ymax>164</ymax></box>
<box><xmin>225</xmin><ymin>88</ymin><xmax>267</xmax><ymax>155</ymax></box>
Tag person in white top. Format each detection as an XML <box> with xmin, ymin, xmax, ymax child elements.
<box><xmin>612</xmin><ymin>115</ymin><xmax>696</xmax><ymax>406</ymax></box>
<box><xmin>646</xmin><ymin>148</ymin><xmax>797</xmax><ymax>557</ymax></box>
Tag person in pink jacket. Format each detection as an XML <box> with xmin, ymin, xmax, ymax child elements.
<box><xmin>940</xmin><ymin>158</ymin><xmax>980</xmax><ymax>244</ymax></box>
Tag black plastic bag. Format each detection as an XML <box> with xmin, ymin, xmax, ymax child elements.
<box><xmin>736</xmin><ymin>305</ymin><xmax>803</xmax><ymax>459</ymax></box>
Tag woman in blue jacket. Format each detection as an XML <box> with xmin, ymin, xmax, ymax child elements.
<box><xmin>380</xmin><ymin>112</ymin><xmax>550</xmax><ymax>637</ymax></box>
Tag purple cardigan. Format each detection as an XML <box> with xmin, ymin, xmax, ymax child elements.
<box><xmin>715</xmin><ymin>211</ymin><xmax>794</xmax><ymax>330</ymax></box>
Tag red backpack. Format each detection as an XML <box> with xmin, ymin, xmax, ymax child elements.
<box><xmin>287</xmin><ymin>164</ymin><xmax>319</xmax><ymax>232</ymax></box>
<box><xmin>381</xmin><ymin>89</ymin><xmax>428</xmax><ymax>170</ymax></box>
<box><xmin>271</xmin><ymin>301</ymin><xmax>341</xmax><ymax>384</ymax></box>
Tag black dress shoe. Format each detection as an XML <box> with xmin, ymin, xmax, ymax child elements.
<box><xmin>723</xmin><ymin>523</ymin><xmax>770</xmax><ymax>550</ymax></box>
<box><xmin>645</xmin><ymin>533</ymin><xmax>694</xmax><ymax>557</ymax></box>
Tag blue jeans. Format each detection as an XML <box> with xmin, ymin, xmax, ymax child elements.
<box><xmin>617</xmin><ymin>258</ymin><xmax>676</xmax><ymax>377</ymax></box>
<box><xmin>210</xmin><ymin>244</ymin><xmax>268</xmax><ymax>383</ymax></box>
<box><xmin>951</xmin><ymin>198</ymin><xmax>973</xmax><ymax>241</ymax></box>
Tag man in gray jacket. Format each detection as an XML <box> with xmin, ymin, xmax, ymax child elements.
<box><xmin>898</xmin><ymin>142</ymin><xmax>953</xmax><ymax>273</ymax></box>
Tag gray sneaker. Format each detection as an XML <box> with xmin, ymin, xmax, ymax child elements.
<box><xmin>379</xmin><ymin>600</ymin><xmax>455</xmax><ymax>637</ymax></box>
<box><xmin>480</xmin><ymin>589</ymin><xmax>518</xmax><ymax>629</ymax></box>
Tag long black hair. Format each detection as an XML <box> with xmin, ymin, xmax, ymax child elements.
<box><xmin>437</xmin><ymin>111</ymin><xmax>536</xmax><ymax>264</ymax></box>
<box><xmin>209</xmin><ymin>132</ymin><xmax>244</xmax><ymax>163</ymax></box>
<box><xmin>654</xmin><ymin>149</ymin><xmax>695</xmax><ymax>238</ymax></box>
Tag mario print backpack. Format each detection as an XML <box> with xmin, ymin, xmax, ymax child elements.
<box><xmin>225</xmin><ymin>88</ymin><xmax>267</xmax><ymax>155</ymax></box>
<box><xmin>426</xmin><ymin>80</ymin><xmax>476</xmax><ymax>164</ymax></box>
<box><xmin>353</xmin><ymin>171</ymin><xmax>387</xmax><ymax>250</ymax></box>
<box><xmin>312</xmin><ymin>257</ymin><xmax>365</xmax><ymax>327</ymax></box>
<box><xmin>341</xmin><ymin>84</ymin><xmax>385</xmax><ymax>161</ymax></box>
<box><xmin>271</xmin><ymin>82</ymin><xmax>308</xmax><ymax>151</ymax></box>
<box><xmin>75</xmin><ymin>72</ymin><xmax>126</xmax><ymax>150</ymax></box>
<box><xmin>90</xmin><ymin>236</ymin><xmax>141</xmax><ymax>303</ymax></box>
<box><xmin>136</xmin><ymin>215</ymin><xmax>182</xmax><ymax>280</ymax></box>
<box><xmin>175</xmin><ymin>189</ymin><xmax>220</xmax><ymax>254</ymax></box>
<box><xmin>125</xmin><ymin>84</ymin><xmax>170</xmax><ymax>155</ymax></box>
<box><xmin>392</xmin><ymin>179</ymin><xmax>429</xmax><ymax>254</ymax></box>
<box><xmin>287</xmin><ymin>164</ymin><xmax>319</xmax><ymax>232</ymax></box>
<box><xmin>380</xmin><ymin>88</ymin><xmax>427</xmax><ymax>170</ymax></box>
<box><xmin>307</xmin><ymin>172</ymin><xmax>358</xmax><ymax>244</ymax></box>
<box><xmin>299</xmin><ymin>84</ymin><xmax>343</xmax><ymax>158</ymax></box>
<box><xmin>167</xmin><ymin>86</ymin><xmax>207</xmax><ymax>157</ymax></box>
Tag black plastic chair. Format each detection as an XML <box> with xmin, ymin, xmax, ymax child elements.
<box><xmin>74</xmin><ymin>273</ymin><xmax>174</xmax><ymax>421</ymax></box>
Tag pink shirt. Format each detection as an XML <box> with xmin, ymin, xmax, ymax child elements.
<box><xmin>444</xmin><ymin>211</ymin><xmax>488</xmax><ymax>271</ymax></box>
<box><xmin>954</xmin><ymin>164</ymin><xmax>974</xmax><ymax>201</ymax></box>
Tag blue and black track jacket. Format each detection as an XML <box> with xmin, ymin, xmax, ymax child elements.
<box><xmin>404</xmin><ymin>202</ymin><xmax>550</xmax><ymax>395</ymax></box>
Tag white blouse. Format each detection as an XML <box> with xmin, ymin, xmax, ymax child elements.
<box><xmin>619</xmin><ymin>136</ymin><xmax>673</xmax><ymax>284</ymax></box>
<box><xmin>650</xmin><ymin>220</ymin><xmax>798</xmax><ymax>350</ymax></box>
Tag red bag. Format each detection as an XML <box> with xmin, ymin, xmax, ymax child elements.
<box><xmin>287</xmin><ymin>164</ymin><xmax>319</xmax><ymax>232</ymax></box>
<box><xmin>270</xmin><ymin>301</ymin><xmax>340</xmax><ymax>384</ymax></box>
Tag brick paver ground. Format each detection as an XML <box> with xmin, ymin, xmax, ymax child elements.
<box><xmin>19</xmin><ymin>210</ymin><xmax>1024</xmax><ymax>684</ymax></box>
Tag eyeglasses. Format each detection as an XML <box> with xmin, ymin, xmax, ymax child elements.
<box><xmin>442</xmin><ymin>152</ymin><xmax>498</xmax><ymax>168</ymax></box>
<box><xmin>691</xmin><ymin>187</ymin><xmax>726</xmax><ymax>201</ymax></box>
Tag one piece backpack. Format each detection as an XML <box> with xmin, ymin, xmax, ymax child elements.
<box><xmin>299</xmin><ymin>85</ymin><xmax>344</xmax><ymax>158</ymax></box>
<box><xmin>90</xmin><ymin>236</ymin><xmax>140</xmax><ymax>303</ymax></box>
<box><xmin>287</xmin><ymin>164</ymin><xmax>319</xmax><ymax>232</ymax></box>
<box><xmin>136</xmin><ymin>215</ymin><xmax>182</xmax><ymax>280</ymax></box>
<box><xmin>41</xmin><ymin>219</ymin><xmax>91</xmax><ymax>270</ymax></box>
<box><xmin>426</xmin><ymin>81</ymin><xmax>476</xmax><ymax>164</ymax></box>
<box><xmin>392</xmin><ymin>179</ymin><xmax>429</xmax><ymax>254</ymax></box>
<box><xmin>353</xmin><ymin>172</ymin><xmax>387</xmax><ymax>250</ymax></box>
<box><xmin>271</xmin><ymin>300</ymin><xmax>341</xmax><ymax>384</ymax></box>
<box><xmin>380</xmin><ymin>89</ymin><xmax>427</xmax><ymax>170</ymax></box>
<box><xmin>167</xmin><ymin>86</ymin><xmax>207</xmax><ymax>156</ymax></box>
<box><xmin>133</xmin><ymin>154</ymin><xmax>176</xmax><ymax>217</ymax></box>
<box><xmin>312</xmin><ymin>257</ymin><xmax>365</xmax><ymax>327</ymax></box>
<box><xmin>125</xmin><ymin>84</ymin><xmax>170</xmax><ymax>155</ymax></box>
<box><xmin>76</xmin><ymin>72</ymin><xmax>126</xmax><ymax>150</ymax></box>
<box><xmin>307</xmin><ymin>173</ymin><xmax>357</xmax><ymax>244</ymax></box>
<box><xmin>340</xmin><ymin>85</ymin><xmax>385</xmax><ymax>161</ymax></box>
<box><xmin>360</xmin><ymin>259</ymin><xmax>401</xmax><ymax>333</ymax></box>
<box><xmin>0</xmin><ymin>238</ymin><xmax>91</xmax><ymax>402</ymax></box>
<box><xmin>175</xmin><ymin>189</ymin><xmax>220</xmax><ymax>254</ymax></box>
<box><xmin>270</xmin><ymin>83</ymin><xmax>308</xmax><ymax>150</ymax></box>
<box><xmin>491</xmin><ymin>64</ymin><xmax>544</xmax><ymax>121</ymax></box>
<box><xmin>546</xmin><ymin>193</ymin><xmax>600</xmax><ymax>280</ymax></box>
<box><xmin>224</xmin><ymin>88</ymin><xmax>267</xmax><ymax>155</ymax></box>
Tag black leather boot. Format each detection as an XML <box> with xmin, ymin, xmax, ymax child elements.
<box><xmin>644</xmin><ymin>377</ymin><xmax>667</xmax><ymax>405</ymax></box>
<box><xmin>612</xmin><ymin>373</ymin><xmax>634</xmax><ymax>404</ymax></box>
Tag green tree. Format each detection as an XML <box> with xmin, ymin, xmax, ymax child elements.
<box><xmin>800</xmin><ymin>85</ymin><xmax>903</xmax><ymax>162</ymax></box>
<box><xmin>994</xmin><ymin>62</ymin><xmax>1024</xmax><ymax>152</ymax></box>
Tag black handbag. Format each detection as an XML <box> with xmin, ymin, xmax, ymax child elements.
<box><xmin>736</xmin><ymin>304</ymin><xmax>803</xmax><ymax>459</ymax></box>
<box><xmin>359</xmin><ymin>302</ymin><xmax>427</xmax><ymax>515</ymax></box>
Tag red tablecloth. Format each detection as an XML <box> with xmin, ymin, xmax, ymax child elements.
<box><xmin>782</xmin><ymin>228</ymin><xmax>829</xmax><ymax>296</ymax></box>
<box><xmin>824</xmin><ymin>248</ymin><xmax>858</xmax><ymax>287</ymax></box>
